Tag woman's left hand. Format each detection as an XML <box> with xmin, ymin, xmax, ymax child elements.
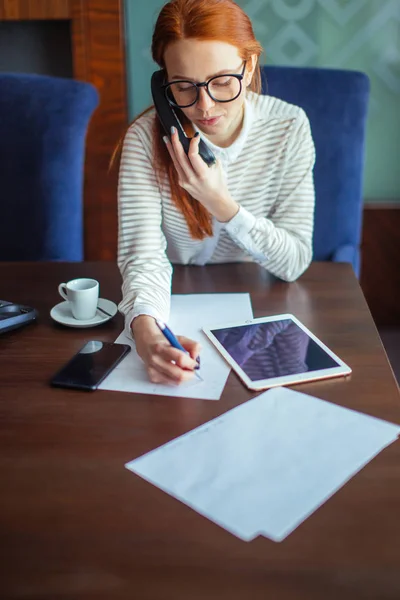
<box><xmin>164</xmin><ymin>127</ymin><xmax>239</xmax><ymax>222</ymax></box>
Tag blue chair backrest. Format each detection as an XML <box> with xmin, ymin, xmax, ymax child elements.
<box><xmin>261</xmin><ymin>66</ymin><xmax>370</xmax><ymax>276</ymax></box>
<box><xmin>0</xmin><ymin>73</ymin><xmax>99</xmax><ymax>261</ymax></box>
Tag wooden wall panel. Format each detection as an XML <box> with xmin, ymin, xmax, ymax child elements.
<box><xmin>0</xmin><ymin>0</ymin><xmax>70</xmax><ymax>19</ymax></box>
<box><xmin>360</xmin><ymin>204</ymin><xmax>400</xmax><ymax>327</ymax></box>
<box><xmin>71</xmin><ymin>0</ymin><xmax>128</xmax><ymax>260</ymax></box>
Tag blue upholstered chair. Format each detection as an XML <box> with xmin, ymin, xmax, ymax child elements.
<box><xmin>261</xmin><ymin>66</ymin><xmax>370</xmax><ymax>276</ymax></box>
<box><xmin>0</xmin><ymin>73</ymin><xmax>99</xmax><ymax>261</ymax></box>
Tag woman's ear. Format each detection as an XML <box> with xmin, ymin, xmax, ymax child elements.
<box><xmin>245</xmin><ymin>54</ymin><xmax>258</xmax><ymax>87</ymax></box>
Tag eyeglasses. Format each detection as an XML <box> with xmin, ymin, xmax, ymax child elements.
<box><xmin>163</xmin><ymin>61</ymin><xmax>247</xmax><ymax>108</ymax></box>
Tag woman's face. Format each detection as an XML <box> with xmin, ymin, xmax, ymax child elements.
<box><xmin>164</xmin><ymin>39</ymin><xmax>256</xmax><ymax>146</ymax></box>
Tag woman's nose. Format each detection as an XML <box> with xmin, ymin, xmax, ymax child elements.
<box><xmin>196</xmin><ymin>87</ymin><xmax>215</xmax><ymax>112</ymax></box>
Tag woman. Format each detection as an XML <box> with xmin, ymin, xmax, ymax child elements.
<box><xmin>118</xmin><ymin>0</ymin><xmax>315</xmax><ymax>386</ymax></box>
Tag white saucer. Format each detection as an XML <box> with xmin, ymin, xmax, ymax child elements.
<box><xmin>50</xmin><ymin>298</ymin><xmax>118</xmax><ymax>328</ymax></box>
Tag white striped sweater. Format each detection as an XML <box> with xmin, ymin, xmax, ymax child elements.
<box><xmin>118</xmin><ymin>91</ymin><xmax>316</xmax><ymax>327</ymax></box>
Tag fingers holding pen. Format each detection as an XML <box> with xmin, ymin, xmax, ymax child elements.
<box><xmin>133</xmin><ymin>317</ymin><xmax>201</xmax><ymax>386</ymax></box>
<box><xmin>177</xmin><ymin>335</ymin><xmax>201</xmax><ymax>364</ymax></box>
<box><xmin>149</xmin><ymin>345</ymin><xmax>197</xmax><ymax>384</ymax></box>
<box><xmin>155</xmin><ymin>343</ymin><xmax>198</xmax><ymax>371</ymax></box>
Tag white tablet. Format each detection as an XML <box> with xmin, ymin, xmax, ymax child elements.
<box><xmin>203</xmin><ymin>313</ymin><xmax>352</xmax><ymax>391</ymax></box>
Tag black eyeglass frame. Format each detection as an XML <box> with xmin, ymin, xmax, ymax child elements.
<box><xmin>162</xmin><ymin>61</ymin><xmax>247</xmax><ymax>108</ymax></box>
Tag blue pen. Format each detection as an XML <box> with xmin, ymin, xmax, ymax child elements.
<box><xmin>155</xmin><ymin>319</ymin><xmax>201</xmax><ymax>372</ymax></box>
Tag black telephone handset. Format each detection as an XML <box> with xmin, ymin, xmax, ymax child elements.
<box><xmin>151</xmin><ymin>69</ymin><xmax>216</xmax><ymax>167</ymax></box>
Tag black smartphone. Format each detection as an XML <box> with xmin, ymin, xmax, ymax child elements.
<box><xmin>151</xmin><ymin>69</ymin><xmax>216</xmax><ymax>167</ymax></box>
<box><xmin>50</xmin><ymin>341</ymin><xmax>131</xmax><ymax>391</ymax></box>
<box><xmin>0</xmin><ymin>300</ymin><xmax>37</xmax><ymax>334</ymax></box>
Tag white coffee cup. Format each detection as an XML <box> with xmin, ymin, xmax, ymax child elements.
<box><xmin>58</xmin><ymin>278</ymin><xmax>99</xmax><ymax>320</ymax></box>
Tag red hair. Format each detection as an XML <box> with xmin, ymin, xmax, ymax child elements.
<box><xmin>120</xmin><ymin>0</ymin><xmax>263</xmax><ymax>239</ymax></box>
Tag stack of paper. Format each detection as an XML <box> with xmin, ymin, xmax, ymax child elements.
<box><xmin>99</xmin><ymin>293</ymin><xmax>253</xmax><ymax>400</ymax></box>
<box><xmin>125</xmin><ymin>387</ymin><xmax>400</xmax><ymax>542</ymax></box>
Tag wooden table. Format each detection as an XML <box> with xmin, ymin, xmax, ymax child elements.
<box><xmin>1</xmin><ymin>262</ymin><xmax>399</xmax><ymax>600</ymax></box>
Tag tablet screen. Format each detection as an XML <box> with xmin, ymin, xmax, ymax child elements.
<box><xmin>210</xmin><ymin>318</ymin><xmax>340</xmax><ymax>382</ymax></box>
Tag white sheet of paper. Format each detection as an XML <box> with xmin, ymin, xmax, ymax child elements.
<box><xmin>125</xmin><ymin>387</ymin><xmax>400</xmax><ymax>542</ymax></box>
<box><xmin>99</xmin><ymin>293</ymin><xmax>253</xmax><ymax>400</ymax></box>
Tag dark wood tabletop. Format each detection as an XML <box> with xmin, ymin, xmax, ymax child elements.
<box><xmin>1</xmin><ymin>261</ymin><xmax>399</xmax><ymax>600</ymax></box>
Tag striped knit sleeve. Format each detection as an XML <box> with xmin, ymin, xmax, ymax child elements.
<box><xmin>224</xmin><ymin>109</ymin><xmax>315</xmax><ymax>282</ymax></box>
<box><xmin>117</xmin><ymin>120</ymin><xmax>173</xmax><ymax>329</ymax></box>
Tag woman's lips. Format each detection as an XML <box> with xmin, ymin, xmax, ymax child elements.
<box><xmin>196</xmin><ymin>116</ymin><xmax>221</xmax><ymax>127</ymax></box>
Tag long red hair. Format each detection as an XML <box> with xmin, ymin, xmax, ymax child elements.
<box><xmin>120</xmin><ymin>0</ymin><xmax>263</xmax><ymax>239</ymax></box>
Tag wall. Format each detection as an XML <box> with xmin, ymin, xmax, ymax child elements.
<box><xmin>124</xmin><ymin>0</ymin><xmax>400</xmax><ymax>202</ymax></box>
<box><xmin>0</xmin><ymin>21</ymin><xmax>73</xmax><ymax>77</ymax></box>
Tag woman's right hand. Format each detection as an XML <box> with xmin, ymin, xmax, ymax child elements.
<box><xmin>132</xmin><ymin>315</ymin><xmax>201</xmax><ymax>385</ymax></box>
